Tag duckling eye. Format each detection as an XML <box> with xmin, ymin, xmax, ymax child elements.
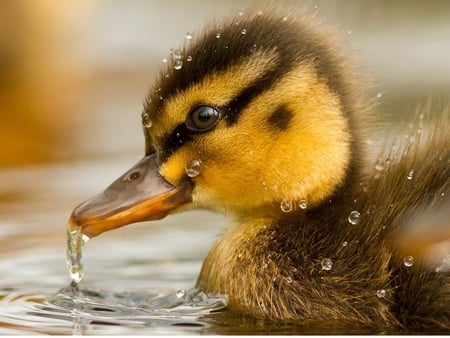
<box><xmin>186</xmin><ymin>105</ymin><xmax>220</xmax><ymax>132</ymax></box>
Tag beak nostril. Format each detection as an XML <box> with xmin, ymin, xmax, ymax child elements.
<box><xmin>127</xmin><ymin>171</ymin><xmax>141</xmax><ymax>182</ymax></box>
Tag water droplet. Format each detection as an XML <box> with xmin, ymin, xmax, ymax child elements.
<box><xmin>407</xmin><ymin>169</ymin><xmax>414</xmax><ymax>180</ymax></box>
<box><xmin>348</xmin><ymin>210</ymin><xmax>361</xmax><ymax>225</ymax></box>
<box><xmin>173</xmin><ymin>49</ymin><xmax>182</xmax><ymax>59</ymax></box>
<box><xmin>141</xmin><ymin>113</ymin><xmax>152</xmax><ymax>128</ymax></box>
<box><xmin>185</xmin><ymin>32</ymin><xmax>193</xmax><ymax>40</ymax></box>
<box><xmin>342</xmin><ymin>241</ymin><xmax>348</xmax><ymax>247</ymax></box>
<box><xmin>321</xmin><ymin>258</ymin><xmax>333</xmax><ymax>271</ymax></box>
<box><xmin>262</xmin><ymin>262</ymin><xmax>268</xmax><ymax>269</ymax></box>
<box><xmin>162</xmin><ymin>58</ymin><xmax>168</xmax><ymax>63</ymax></box>
<box><xmin>286</xmin><ymin>276</ymin><xmax>293</xmax><ymax>284</ymax></box>
<box><xmin>347</xmin><ymin>30</ymin><xmax>352</xmax><ymax>35</ymax></box>
<box><xmin>280</xmin><ymin>200</ymin><xmax>293</xmax><ymax>213</ymax></box>
<box><xmin>403</xmin><ymin>256</ymin><xmax>414</xmax><ymax>267</ymax></box>
<box><xmin>238</xmin><ymin>11</ymin><xmax>243</xmax><ymax>16</ymax></box>
<box><xmin>159</xmin><ymin>96</ymin><xmax>163</xmax><ymax>100</ymax></box>
<box><xmin>215</xmin><ymin>32</ymin><xmax>221</xmax><ymax>39</ymax></box>
<box><xmin>186</xmin><ymin>159</ymin><xmax>202</xmax><ymax>178</ymax></box>
<box><xmin>282</xmin><ymin>16</ymin><xmax>288</xmax><ymax>21</ymax></box>
<box><xmin>375</xmin><ymin>163</ymin><xmax>384</xmax><ymax>171</ymax></box>
<box><xmin>299</xmin><ymin>200</ymin><xmax>307</xmax><ymax>209</ymax></box>
<box><xmin>257</xmin><ymin>10</ymin><xmax>263</xmax><ymax>16</ymax></box>
<box><xmin>176</xmin><ymin>289</ymin><xmax>185</xmax><ymax>298</ymax></box>
<box><xmin>241</xmin><ymin>29</ymin><xmax>247</xmax><ymax>35</ymax></box>
<box><xmin>377</xmin><ymin>92</ymin><xmax>382</xmax><ymax>98</ymax></box>
<box><xmin>173</xmin><ymin>59</ymin><xmax>183</xmax><ymax>70</ymax></box>
<box><xmin>376</xmin><ymin>289</ymin><xmax>386</xmax><ymax>298</ymax></box>
<box><xmin>186</xmin><ymin>55</ymin><xmax>193</xmax><ymax>62</ymax></box>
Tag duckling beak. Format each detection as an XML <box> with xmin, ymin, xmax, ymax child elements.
<box><xmin>68</xmin><ymin>154</ymin><xmax>192</xmax><ymax>238</ymax></box>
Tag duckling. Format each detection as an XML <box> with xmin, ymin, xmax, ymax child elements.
<box><xmin>69</xmin><ymin>8</ymin><xmax>449</xmax><ymax>330</ymax></box>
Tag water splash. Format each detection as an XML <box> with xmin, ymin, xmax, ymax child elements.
<box><xmin>46</xmin><ymin>286</ymin><xmax>228</xmax><ymax>332</ymax></box>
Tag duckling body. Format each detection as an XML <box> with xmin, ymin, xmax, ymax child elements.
<box><xmin>70</xmin><ymin>7</ymin><xmax>449</xmax><ymax>330</ymax></box>
<box><xmin>198</xmin><ymin>121</ymin><xmax>449</xmax><ymax>327</ymax></box>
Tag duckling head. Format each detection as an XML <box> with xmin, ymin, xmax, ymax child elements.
<box><xmin>69</xmin><ymin>10</ymin><xmax>362</xmax><ymax>237</ymax></box>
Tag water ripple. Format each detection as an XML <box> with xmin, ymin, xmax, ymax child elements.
<box><xmin>0</xmin><ymin>284</ymin><xmax>227</xmax><ymax>335</ymax></box>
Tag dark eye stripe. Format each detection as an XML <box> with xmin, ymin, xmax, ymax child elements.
<box><xmin>158</xmin><ymin>123</ymin><xmax>193</xmax><ymax>163</ymax></box>
<box><xmin>223</xmin><ymin>61</ymin><xmax>293</xmax><ymax>126</ymax></box>
<box><xmin>158</xmin><ymin>62</ymin><xmax>292</xmax><ymax>163</ymax></box>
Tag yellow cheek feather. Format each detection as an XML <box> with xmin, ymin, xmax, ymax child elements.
<box><xmin>188</xmin><ymin>63</ymin><xmax>350</xmax><ymax>215</ymax></box>
<box><xmin>159</xmin><ymin>59</ymin><xmax>350</xmax><ymax>217</ymax></box>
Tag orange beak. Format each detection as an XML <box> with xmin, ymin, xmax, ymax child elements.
<box><xmin>68</xmin><ymin>154</ymin><xmax>192</xmax><ymax>238</ymax></box>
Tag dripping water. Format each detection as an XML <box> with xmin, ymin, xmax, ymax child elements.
<box><xmin>66</xmin><ymin>229</ymin><xmax>89</xmax><ymax>284</ymax></box>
